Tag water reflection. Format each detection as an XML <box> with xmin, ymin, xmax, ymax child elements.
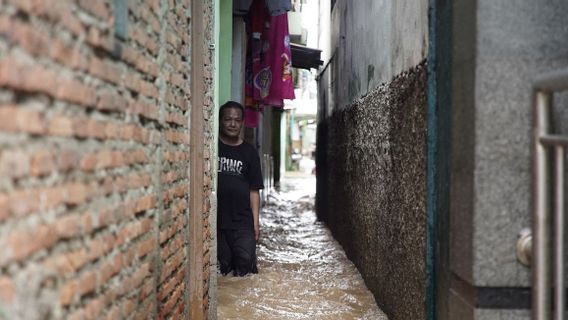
<box><xmin>218</xmin><ymin>177</ymin><xmax>388</xmax><ymax>320</ymax></box>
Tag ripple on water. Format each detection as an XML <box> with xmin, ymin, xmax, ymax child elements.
<box><xmin>218</xmin><ymin>178</ymin><xmax>388</xmax><ymax>320</ymax></box>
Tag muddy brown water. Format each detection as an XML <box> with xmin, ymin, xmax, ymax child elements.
<box><xmin>217</xmin><ymin>177</ymin><xmax>388</xmax><ymax>320</ymax></box>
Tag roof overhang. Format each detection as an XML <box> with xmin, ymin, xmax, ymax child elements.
<box><xmin>291</xmin><ymin>43</ymin><xmax>323</xmax><ymax>70</ymax></box>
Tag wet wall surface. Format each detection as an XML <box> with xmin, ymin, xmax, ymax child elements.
<box><xmin>316</xmin><ymin>62</ymin><xmax>427</xmax><ymax>320</ymax></box>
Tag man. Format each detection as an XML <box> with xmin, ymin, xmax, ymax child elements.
<box><xmin>217</xmin><ymin>101</ymin><xmax>264</xmax><ymax>276</ymax></box>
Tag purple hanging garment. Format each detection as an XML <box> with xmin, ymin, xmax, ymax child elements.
<box><xmin>245</xmin><ymin>0</ymin><xmax>294</xmax><ymax>116</ymax></box>
<box><xmin>244</xmin><ymin>106</ymin><xmax>260</xmax><ymax>128</ymax></box>
<box><xmin>263</xmin><ymin>12</ymin><xmax>295</xmax><ymax>103</ymax></box>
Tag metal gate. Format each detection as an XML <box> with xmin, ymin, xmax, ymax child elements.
<box><xmin>533</xmin><ymin>68</ymin><xmax>568</xmax><ymax>320</ymax></box>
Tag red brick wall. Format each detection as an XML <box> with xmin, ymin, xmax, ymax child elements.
<box><xmin>0</xmin><ymin>0</ymin><xmax>214</xmax><ymax>319</ymax></box>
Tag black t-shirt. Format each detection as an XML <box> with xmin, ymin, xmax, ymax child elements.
<box><xmin>217</xmin><ymin>140</ymin><xmax>264</xmax><ymax>230</ymax></box>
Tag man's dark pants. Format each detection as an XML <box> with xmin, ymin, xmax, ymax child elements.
<box><xmin>218</xmin><ymin>228</ymin><xmax>257</xmax><ymax>276</ymax></box>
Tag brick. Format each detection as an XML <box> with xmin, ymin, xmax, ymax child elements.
<box><xmin>30</xmin><ymin>0</ymin><xmax>71</xmax><ymax>23</ymax></box>
<box><xmin>115</xmin><ymin>263</ymin><xmax>151</xmax><ymax>298</ymax></box>
<box><xmin>124</xmin><ymin>73</ymin><xmax>142</xmax><ymax>93</ymax></box>
<box><xmin>59</xmin><ymin>279</ymin><xmax>79</xmax><ymax>306</ymax></box>
<box><xmin>98</xmin><ymin>258</ymin><xmax>119</xmax><ymax>285</ymax></box>
<box><xmin>161</xmin><ymin>170</ymin><xmax>184</xmax><ymax>184</ymax></box>
<box><xmin>0</xmin><ymin>276</ymin><xmax>16</xmax><ymax>303</ymax></box>
<box><xmin>59</xmin><ymin>9</ymin><xmax>86</xmax><ymax>36</ymax></box>
<box><xmin>0</xmin><ymin>106</ymin><xmax>46</xmax><ymax>135</ymax></box>
<box><xmin>159</xmin><ymin>214</ymin><xmax>186</xmax><ymax>245</ymax></box>
<box><xmin>159</xmin><ymin>250</ymin><xmax>184</xmax><ymax>283</ymax></box>
<box><xmin>137</xmin><ymin>237</ymin><xmax>156</xmax><ymax>258</ymax></box>
<box><xmin>0</xmin><ymin>149</ymin><xmax>31</xmax><ymax>178</ymax></box>
<box><xmin>57</xmin><ymin>150</ymin><xmax>80</xmax><ymax>172</ymax></box>
<box><xmin>122</xmin><ymin>298</ymin><xmax>137</xmax><ymax>317</ymax></box>
<box><xmin>86</xmin><ymin>26</ymin><xmax>113</xmax><ymax>52</ymax></box>
<box><xmin>0</xmin><ymin>56</ymin><xmax>96</xmax><ymax>107</ymax></box>
<box><xmin>97</xmin><ymin>90</ymin><xmax>128</xmax><ymax>112</ymax></box>
<box><xmin>0</xmin><ymin>195</ymin><xmax>8</xmax><ymax>221</ymax></box>
<box><xmin>165</xmin><ymin>111</ymin><xmax>187</xmax><ymax>126</ymax></box>
<box><xmin>55</xmin><ymin>214</ymin><xmax>82</xmax><ymax>239</ymax></box>
<box><xmin>6</xmin><ymin>189</ymin><xmax>39</xmax><ymax>219</ymax></box>
<box><xmin>89</xmin><ymin>57</ymin><xmax>122</xmax><ymax>85</ymax></box>
<box><xmin>47</xmin><ymin>115</ymin><xmax>73</xmax><ymax>137</ymax></box>
<box><xmin>80</xmin><ymin>149</ymin><xmax>148</xmax><ymax>171</ymax></box>
<box><xmin>139</xmin><ymin>279</ymin><xmax>154</xmax><ymax>302</ymax></box>
<box><xmin>1</xmin><ymin>224</ymin><xmax>57</xmax><ymax>266</ymax></box>
<box><xmin>116</xmin><ymin>218</ymin><xmax>154</xmax><ymax>246</ymax></box>
<box><xmin>50</xmin><ymin>37</ymin><xmax>87</xmax><ymax>70</ymax></box>
<box><xmin>159</xmin><ymin>283</ymin><xmax>183</xmax><ymax>318</ymax></box>
<box><xmin>55</xmin><ymin>77</ymin><xmax>97</xmax><ymax>106</ymax></box>
<box><xmin>40</xmin><ymin>186</ymin><xmax>65</xmax><ymax>211</ymax></box>
<box><xmin>134</xmin><ymin>195</ymin><xmax>156</xmax><ymax>212</ymax></box>
<box><xmin>129</xmin><ymin>26</ymin><xmax>159</xmax><ymax>55</ymax></box>
<box><xmin>79</xmin><ymin>271</ymin><xmax>97</xmax><ymax>296</ymax></box>
<box><xmin>0</xmin><ymin>15</ymin><xmax>49</xmax><ymax>56</ymax></box>
<box><xmin>149</xmin><ymin>0</ymin><xmax>161</xmax><ymax>13</ymax></box>
<box><xmin>158</xmin><ymin>267</ymin><xmax>183</xmax><ymax>301</ymax></box>
<box><xmin>165</xmin><ymin>129</ymin><xmax>189</xmax><ymax>145</ymax></box>
<box><xmin>86</xmin><ymin>235</ymin><xmax>114</xmax><ymax>263</ymax></box>
<box><xmin>44</xmin><ymin>248</ymin><xmax>88</xmax><ymax>275</ymax></box>
<box><xmin>128</xmin><ymin>100</ymin><xmax>159</xmax><ymax>121</ymax></box>
<box><xmin>30</xmin><ymin>149</ymin><xmax>55</xmax><ymax>176</ymax></box>
<box><xmin>140</xmin><ymin>80</ymin><xmax>159</xmax><ymax>99</ymax></box>
<box><xmin>105</xmin><ymin>306</ymin><xmax>122</xmax><ymax>320</ymax></box>
<box><xmin>160</xmin><ymin>233</ymin><xmax>183</xmax><ymax>261</ymax></box>
<box><xmin>166</xmin><ymin>32</ymin><xmax>180</xmax><ymax>49</ymax></box>
<box><xmin>77</xmin><ymin>0</ymin><xmax>111</xmax><ymax>21</ymax></box>
<box><xmin>63</xmin><ymin>182</ymin><xmax>89</xmax><ymax>205</ymax></box>
<box><xmin>84</xmin><ymin>297</ymin><xmax>105</xmax><ymax>320</ymax></box>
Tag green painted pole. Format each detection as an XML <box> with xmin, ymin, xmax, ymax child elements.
<box><xmin>426</xmin><ymin>0</ymin><xmax>452</xmax><ymax>319</ymax></box>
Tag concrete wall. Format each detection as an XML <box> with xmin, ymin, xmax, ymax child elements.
<box><xmin>0</xmin><ymin>0</ymin><xmax>216</xmax><ymax>319</ymax></box>
<box><xmin>328</xmin><ymin>0</ymin><xmax>427</xmax><ymax>110</ymax></box>
<box><xmin>448</xmin><ymin>0</ymin><xmax>568</xmax><ymax>318</ymax></box>
<box><xmin>316</xmin><ymin>1</ymin><xmax>428</xmax><ymax>319</ymax></box>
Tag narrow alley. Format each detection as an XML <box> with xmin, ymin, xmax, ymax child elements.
<box><xmin>218</xmin><ymin>177</ymin><xmax>387</xmax><ymax>320</ymax></box>
<box><xmin>1</xmin><ymin>0</ymin><xmax>567</xmax><ymax>319</ymax></box>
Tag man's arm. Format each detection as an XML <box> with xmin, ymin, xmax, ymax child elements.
<box><xmin>250</xmin><ymin>189</ymin><xmax>260</xmax><ymax>241</ymax></box>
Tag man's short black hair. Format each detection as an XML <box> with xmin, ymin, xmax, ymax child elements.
<box><xmin>219</xmin><ymin>101</ymin><xmax>244</xmax><ymax>118</ymax></box>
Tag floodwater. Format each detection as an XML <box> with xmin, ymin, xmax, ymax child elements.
<box><xmin>217</xmin><ymin>177</ymin><xmax>388</xmax><ymax>320</ymax></box>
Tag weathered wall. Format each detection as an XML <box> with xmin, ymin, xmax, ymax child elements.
<box><xmin>0</xmin><ymin>0</ymin><xmax>215</xmax><ymax>319</ymax></box>
<box><xmin>201</xmin><ymin>0</ymin><xmax>217</xmax><ymax>317</ymax></box>
<box><xmin>329</xmin><ymin>0</ymin><xmax>427</xmax><ymax>110</ymax></box>
<box><xmin>317</xmin><ymin>1</ymin><xmax>429</xmax><ymax>319</ymax></box>
<box><xmin>448</xmin><ymin>0</ymin><xmax>568</xmax><ymax>318</ymax></box>
<box><xmin>318</xmin><ymin>64</ymin><xmax>427</xmax><ymax>320</ymax></box>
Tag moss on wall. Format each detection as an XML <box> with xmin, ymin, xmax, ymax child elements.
<box><xmin>316</xmin><ymin>62</ymin><xmax>427</xmax><ymax>320</ymax></box>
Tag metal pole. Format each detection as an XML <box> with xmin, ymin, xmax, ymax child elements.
<box><xmin>270</xmin><ymin>155</ymin><xmax>274</xmax><ymax>191</ymax></box>
<box><xmin>555</xmin><ymin>145</ymin><xmax>565</xmax><ymax>320</ymax></box>
<box><xmin>534</xmin><ymin>91</ymin><xmax>552</xmax><ymax>320</ymax></box>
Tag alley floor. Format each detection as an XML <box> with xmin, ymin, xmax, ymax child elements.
<box><xmin>217</xmin><ymin>176</ymin><xmax>388</xmax><ymax>320</ymax></box>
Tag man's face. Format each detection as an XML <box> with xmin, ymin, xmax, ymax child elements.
<box><xmin>220</xmin><ymin>107</ymin><xmax>243</xmax><ymax>138</ymax></box>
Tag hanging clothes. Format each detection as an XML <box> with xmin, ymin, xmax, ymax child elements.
<box><xmin>244</xmin><ymin>105</ymin><xmax>261</xmax><ymax>128</ymax></box>
<box><xmin>265</xmin><ymin>0</ymin><xmax>292</xmax><ymax>16</ymax></box>
<box><xmin>244</xmin><ymin>0</ymin><xmax>294</xmax><ymax>127</ymax></box>
<box><xmin>262</xmin><ymin>12</ymin><xmax>295</xmax><ymax>104</ymax></box>
<box><xmin>234</xmin><ymin>0</ymin><xmax>253</xmax><ymax>15</ymax></box>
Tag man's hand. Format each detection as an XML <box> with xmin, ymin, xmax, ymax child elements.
<box><xmin>250</xmin><ymin>190</ymin><xmax>261</xmax><ymax>242</ymax></box>
<box><xmin>254</xmin><ymin>222</ymin><xmax>260</xmax><ymax>241</ymax></box>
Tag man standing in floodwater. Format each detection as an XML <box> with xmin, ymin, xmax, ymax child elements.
<box><xmin>217</xmin><ymin>101</ymin><xmax>264</xmax><ymax>276</ymax></box>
